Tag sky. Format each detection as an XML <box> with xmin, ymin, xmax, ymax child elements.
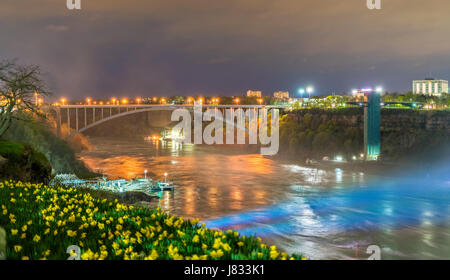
<box><xmin>1</xmin><ymin>0</ymin><xmax>450</xmax><ymax>100</ymax></box>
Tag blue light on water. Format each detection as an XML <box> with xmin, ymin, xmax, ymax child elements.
<box><xmin>205</xmin><ymin>161</ymin><xmax>450</xmax><ymax>239</ymax></box>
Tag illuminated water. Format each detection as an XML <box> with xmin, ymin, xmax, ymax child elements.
<box><xmin>79</xmin><ymin>137</ymin><xmax>450</xmax><ymax>260</ymax></box>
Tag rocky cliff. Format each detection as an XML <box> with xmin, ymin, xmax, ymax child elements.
<box><xmin>0</xmin><ymin>140</ymin><xmax>52</xmax><ymax>184</ymax></box>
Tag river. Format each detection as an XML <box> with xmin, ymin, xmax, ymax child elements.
<box><xmin>78</xmin><ymin>137</ymin><xmax>450</xmax><ymax>260</ymax></box>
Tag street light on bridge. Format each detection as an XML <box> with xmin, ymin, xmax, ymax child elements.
<box><xmin>86</xmin><ymin>98</ymin><xmax>92</xmax><ymax>105</ymax></box>
<box><xmin>60</xmin><ymin>98</ymin><xmax>66</xmax><ymax>105</ymax></box>
<box><xmin>112</xmin><ymin>97</ymin><xmax>117</xmax><ymax>105</ymax></box>
<box><xmin>234</xmin><ymin>98</ymin><xmax>240</xmax><ymax>104</ymax></box>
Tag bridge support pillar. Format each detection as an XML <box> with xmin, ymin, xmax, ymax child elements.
<box><xmin>67</xmin><ymin>108</ymin><xmax>70</xmax><ymax>134</ymax></box>
<box><xmin>56</xmin><ymin>107</ymin><xmax>62</xmax><ymax>138</ymax></box>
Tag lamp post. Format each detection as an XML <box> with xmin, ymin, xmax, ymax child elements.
<box><xmin>164</xmin><ymin>172</ymin><xmax>168</xmax><ymax>183</ymax></box>
<box><xmin>298</xmin><ymin>88</ymin><xmax>305</xmax><ymax>98</ymax></box>
<box><xmin>144</xmin><ymin>169</ymin><xmax>148</xmax><ymax>179</ymax></box>
<box><xmin>306</xmin><ymin>86</ymin><xmax>314</xmax><ymax>99</ymax></box>
<box><xmin>298</xmin><ymin>89</ymin><xmax>306</xmax><ymax>107</ymax></box>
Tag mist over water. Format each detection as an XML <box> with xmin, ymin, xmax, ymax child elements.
<box><xmin>79</xmin><ymin>137</ymin><xmax>450</xmax><ymax>260</ymax></box>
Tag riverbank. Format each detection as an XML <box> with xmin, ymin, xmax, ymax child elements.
<box><xmin>278</xmin><ymin>108</ymin><xmax>450</xmax><ymax>163</ymax></box>
<box><xmin>0</xmin><ymin>140</ymin><xmax>52</xmax><ymax>184</ymax></box>
<box><xmin>78</xmin><ymin>187</ymin><xmax>159</xmax><ymax>207</ymax></box>
<box><xmin>4</xmin><ymin>119</ymin><xmax>95</xmax><ymax>177</ymax></box>
<box><xmin>0</xmin><ymin>181</ymin><xmax>306</xmax><ymax>260</ymax></box>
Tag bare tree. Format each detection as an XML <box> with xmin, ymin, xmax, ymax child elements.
<box><xmin>0</xmin><ymin>60</ymin><xmax>51</xmax><ymax>137</ymax></box>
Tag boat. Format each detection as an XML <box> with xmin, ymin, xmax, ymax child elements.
<box><xmin>150</xmin><ymin>181</ymin><xmax>175</xmax><ymax>192</ymax></box>
<box><xmin>160</xmin><ymin>129</ymin><xmax>185</xmax><ymax>142</ymax></box>
<box><xmin>144</xmin><ymin>135</ymin><xmax>160</xmax><ymax>141</ymax></box>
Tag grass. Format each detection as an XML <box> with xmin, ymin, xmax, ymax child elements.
<box><xmin>0</xmin><ymin>180</ymin><xmax>306</xmax><ymax>260</ymax></box>
<box><xmin>0</xmin><ymin>140</ymin><xmax>25</xmax><ymax>160</ymax></box>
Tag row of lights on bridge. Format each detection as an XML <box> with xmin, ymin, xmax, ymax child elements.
<box><xmin>57</xmin><ymin>96</ymin><xmax>266</xmax><ymax>106</ymax></box>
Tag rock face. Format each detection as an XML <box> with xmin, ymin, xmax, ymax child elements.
<box><xmin>286</xmin><ymin>109</ymin><xmax>450</xmax><ymax>160</ymax></box>
<box><xmin>0</xmin><ymin>156</ymin><xmax>6</xmax><ymax>167</ymax></box>
<box><xmin>290</xmin><ymin>108</ymin><xmax>450</xmax><ymax>132</ymax></box>
<box><xmin>0</xmin><ymin>227</ymin><xmax>6</xmax><ymax>260</ymax></box>
<box><xmin>117</xmin><ymin>191</ymin><xmax>157</xmax><ymax>205</ymax></box>
<box><xmin>0</xmin><ymin>140</ymin><xmax>52</xmax><ymax>184</ymax></box>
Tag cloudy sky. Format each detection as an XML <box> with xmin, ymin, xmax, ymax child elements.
<box><xmin>1</xmin><ymin>0</ymin><xmax>450</xmax><ymax>100</ymax></box>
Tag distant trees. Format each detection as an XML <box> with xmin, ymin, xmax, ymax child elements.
<box><xmin>0</xmin><ymin>60</ymin><xmax>50</xmax><ymax>137</ymax></box>
<box><xmin>279</xmin><ymin>110</ymin><xmax>363</xmax><ymax>160</ymax></box>
<box><xmin>383</xmin><ymin>92</ymin><xmax>449</xmax><ymax>107</ymax></box>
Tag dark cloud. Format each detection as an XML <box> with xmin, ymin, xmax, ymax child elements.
<box><xmin>1</xmin><ymin>0</ymin><xmax>449</xmax><ymax>100</ymax></box>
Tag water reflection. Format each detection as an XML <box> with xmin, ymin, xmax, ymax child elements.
<box><xmin>206</xmin><ymin>164</ymin><xmax>450</xmax><ymax>259</ymax></box>
<box><xmin>79</xmin><ymin>137</ymin><xmax>450</xmax><ymax>260</ymax></box>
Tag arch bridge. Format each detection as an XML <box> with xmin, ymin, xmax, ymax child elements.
<box><xmin>51</xmin><ymin>104</ymin><xmax>288</xmax><ymax>139</ymax></box>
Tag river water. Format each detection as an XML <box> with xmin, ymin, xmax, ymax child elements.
<box><xmin>78</xmin><ymin>137</ymin><xmax>450</xmax><ymax>260</ymax></box>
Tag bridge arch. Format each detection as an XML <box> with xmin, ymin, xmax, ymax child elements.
<box><xmin>65</xmin><ymin>106</ymin><xmax>267</xmax><ymax>139</ymax></box>
<box><xmin>68</xmin><ymin>107</ymin><xmax>188</xmax><ymax>139</ymax></box>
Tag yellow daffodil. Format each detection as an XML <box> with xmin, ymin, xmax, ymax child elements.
<box><xmin>33</xmin><ymin>234</ymin><xmax>41</xmax><ymax>242</ymax></box>
<box><xmin>14</xmin><ymin>245</ymin><xmax>22</xmax><ymax>253</ymax></box>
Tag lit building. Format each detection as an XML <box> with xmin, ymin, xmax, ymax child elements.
<box><xmin>413</xmin><ymin>78</ymin><xmax>448</xmax><ymax>96</ymax></box>
<box><xmin>352</xmin><ymin>89</ymin><xmax>365</xmax><ymax>98</ymax></box>
<box><xmin>273</xmin><ymin>91</ymin><xmax>290</xmax><ymax>100</ymax></box>
<box><xmin>246</xmin><ymin>90</ymin><xmax>262</xmax><ymax>98</ymax></box>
